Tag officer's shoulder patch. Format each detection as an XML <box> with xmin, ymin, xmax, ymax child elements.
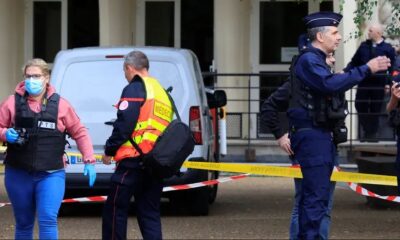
<box><xmin>119</xmin><ymin>100</ymin><xmax>129</xmax><ymax>111</ymax></box>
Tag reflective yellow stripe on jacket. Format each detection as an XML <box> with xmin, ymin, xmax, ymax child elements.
<box><xmin>114</xmin><ymin>77</ymin><xmax>173</xmax><ymax>161</ymax></box>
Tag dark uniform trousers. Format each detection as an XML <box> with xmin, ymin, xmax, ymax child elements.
<box><xmin>355</xmin><ymin>79</ymin><xmax>385</xmax><ymax>138</ymax></box>
<box><xmin>102</xmin><ymin>158</ymin><xmax>163</xmax><ymax>240</ymax></box>
<box><xmin>396</xmin><ymin>133</ymin><xmax>400</xmax><ymax>194</ymax></box>
<box><xmin>290</xmin><ymin>128</ymin><xmax>335</xmax><ymax>240</ymax></box>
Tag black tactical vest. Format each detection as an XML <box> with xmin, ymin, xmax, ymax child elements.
<box><xmin>289</xmin><ymin>51</ymin><xmax>348</xmax><ymax>129</ymax></box>
<box><xmin>5</xmin><ymin>93</ymin><xmax>66</xmax><ymax>171</ymax></box>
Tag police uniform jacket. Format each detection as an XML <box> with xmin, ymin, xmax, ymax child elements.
<box><xmin>261</xmin><ymin>81</ymin><xmax>290</xmax><ymax>139</ymax></box>
<box><xmin>288</xmin><ymin>46</ymin><xmax>371</xmax><ymax>129</ymax></box>
<box><xmin>104</xmin><ymin>76</ymin><xmax>145</xmax><ymax>167</ymax></box>
<box><xmin>344</xmin><ymin>39</ymin><xmax>396</xmax><ymax>85</ymax></box>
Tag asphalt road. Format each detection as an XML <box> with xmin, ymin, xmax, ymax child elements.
<box><xmin>1</xmin><ymin>175</ymin><xmax>400</xmax><ymax>239</ymax></box>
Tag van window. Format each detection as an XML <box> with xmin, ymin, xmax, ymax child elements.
<box><xmin>59</xmin><ymin>60</ymin><xmax>126</xmax><ymax>148</ymax></box>
<box><xmin>60</xmin><ymin>60</ymin><xmax>126</xmax><ymax>112</ymax></box>
<box><xmin>148</xmin><ymin>61</ymin><xmax>185</xmax><ymax>100</ymax></box>
<box><xmin>58</xmin><ymin>59</ymin><xmax>186</xmax><ymax>148</ymax></box>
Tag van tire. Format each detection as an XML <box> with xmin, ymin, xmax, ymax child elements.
<box><xmin>169</xmin><ymin>187</ymin><xmax>209</xmax><ymax>216</ymax></box>
<box><xmin>188</xmin><ymin>187</ymin><xmax>210</xmax><ymax>216</ymax></box>
<box><xmin>208</xmin><ymin>170</ymin><xmax>219</xmax><ymax>204</ymax></box>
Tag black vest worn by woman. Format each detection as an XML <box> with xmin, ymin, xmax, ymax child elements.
<box><xmin>5</xmin><ymin>93</ymin><xmax>66</xmax><ymax>171</ymax></box>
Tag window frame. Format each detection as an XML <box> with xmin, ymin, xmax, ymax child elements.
<box><xmin>250</xmin><ymin>0</ymin><xmax>329</xmax><ymax>73</ymax></box>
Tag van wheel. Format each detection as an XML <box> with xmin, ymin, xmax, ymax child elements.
<box><xmin>188</xmin><ymin>187</ymin><xmax>210</xmax><ymax>216</ymax></box>
<box><xmin>208</xmin><ymin>170</ymin><xmax>219</xmax><ymax>204</ymax></box>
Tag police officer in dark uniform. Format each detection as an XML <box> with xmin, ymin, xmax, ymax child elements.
<box><xmin>288</xmin><ymin>12</ymin><xmax>391</xmax><ymax>239</ymax></box>
<box><xmin>261</xmin><ymin>38</ymin><xmax>338</xmax><ymax>239</ymax></box>
<box><xmin>344</xmin><ymin>23</ymin><xmax>396</xmax><ymax>140</ymax></box>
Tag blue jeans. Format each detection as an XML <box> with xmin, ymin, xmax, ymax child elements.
<box><xmin>4</xmin><ymin>166</ymin><xmax>65</xmax><ymax>240</ymax></box>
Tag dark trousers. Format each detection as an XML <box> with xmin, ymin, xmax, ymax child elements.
<box><xmin>290</xmin><ymin>128</ymin><xmax>334</xmax><ymax>240</ymax></box>
<box><xmin>355</xmin><ymin>83</ymin><xmax>384</xmax><ymax>137</ymax></box>
<box><xmin>298</xmin><ymin>164</ymin><xmax>333</xmax><ymax>240</ymax></box>
<box><xmin>396</xmin><ymin>135</ymin><xmax>400</xmax><ymax>194</ymax></box>
<box><xmin>102</xmin><ymin>160</ymin><xmax>163</xmax><ymax>240</ymax></box>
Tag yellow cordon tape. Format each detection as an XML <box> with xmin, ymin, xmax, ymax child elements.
<box><xmin>0</xmin><ymin>148</ymin><xmax>397</xmax><ymax>186</ymax></box>
<box><xmin>183</xmin><ymin>161</ymin><xmax>398</xmax><ymax>186</ymax></box>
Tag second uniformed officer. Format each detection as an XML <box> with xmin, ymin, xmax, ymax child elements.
<box><xmin>102</xmin><ymin>50</ymin><xmax>173</xmax><ymax>240</ymax></box>
<box><xmin>288</xmin><ymin>12</ymin><xmax>391</xmax><ymax>239</ymax></box>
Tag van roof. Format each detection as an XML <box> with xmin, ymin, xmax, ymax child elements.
<box><xmin>54</xmin><ymin>46</ymin><xmax>195</xmax><ymax>62</ymax></box>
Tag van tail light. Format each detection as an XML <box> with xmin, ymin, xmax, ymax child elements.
<box><xmin>189</xmin><ymin>106</ymin><xmax>202</xmax><ymax>145</ymax></box>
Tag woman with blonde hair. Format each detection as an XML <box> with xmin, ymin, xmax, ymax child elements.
<box><xmin>0</xmin><ymin>58</ymin><xmax>96</xmax><ymax>240</ymax></box>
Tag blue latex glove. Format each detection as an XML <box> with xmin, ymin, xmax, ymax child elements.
<box><xmin>5</xmin><ymin>128</ymin><xmax>19</xmax><ymax>144</ymax></box>
<box><xmin>83</xmin><ymin>164</ymin><xmax>96</xmax><ymax>187</ymax></box>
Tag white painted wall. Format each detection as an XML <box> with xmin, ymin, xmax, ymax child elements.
<box><xmin>215</xmin><ymin>0</ymin><xmax>252</xmax><ymax>138</ymax></box>
<box><xmin>0</xmin><ymin>0</ymin><xmax>25</xmax><ymax>100</ymax></box>
<box><xmin>99</xmin><ymin>0</ymin><xmax>136</xmax><ymax>46</ymax></box>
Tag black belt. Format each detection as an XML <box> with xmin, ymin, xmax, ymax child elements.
<box><xmin>118</xmin><ymin>157</ymin><xmax>144</xmax><ymax>169</ymax></box>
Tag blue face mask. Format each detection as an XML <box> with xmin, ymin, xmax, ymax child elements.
<box><xmin>25</xmin><ymin>78</ymin><xmax>44</xmax><ymax>96</ymax></box>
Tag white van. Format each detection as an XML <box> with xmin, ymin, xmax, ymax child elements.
<box><xmin>50</xmin><ymin>47</ymin><xmax>226</xmax><ymax>215</ymax></box>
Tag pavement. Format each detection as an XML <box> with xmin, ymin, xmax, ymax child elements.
<box><xmin>2</xmin><ymin>175</ymin><xmax>400</xmax><ymax>239</ymax></box>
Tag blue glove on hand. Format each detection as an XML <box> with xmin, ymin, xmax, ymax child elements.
<box><xmin>83</xmin><ymin>164</ymin><xmax>96</xmax><ymax>187</ymax></box>
<box><xmin>5</xmin><ymin>128</ymin><xmax>19</xmax><ymax>144</ymax></box>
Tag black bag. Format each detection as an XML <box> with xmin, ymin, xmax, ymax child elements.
<box><xmin>130</xmin><ymin>88</ymin><xmax>195</xmax><ymax>179</ymax></box>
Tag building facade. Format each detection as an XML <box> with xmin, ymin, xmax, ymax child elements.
<box><xmin>0</xmin><ymin>0</ymin><xmax>396</xmax><ymax>143</ymax></box>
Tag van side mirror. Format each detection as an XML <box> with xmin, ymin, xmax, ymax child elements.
<box><xmin>207</xmin><ymin>90</ymin><xmax>227</xmax><ymax>108</ymax></box>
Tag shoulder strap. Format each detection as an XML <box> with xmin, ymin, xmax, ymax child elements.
<box><xmin>129</xmin><ymin>86</ymin><xmax>179</xmax><ymax>156</ymax></box>
<box><xmin>289</xmin><ymin>49</ymin><xmax>309</xmax><ymax>98</ymax></box>
<box><xmin>164</xmin><ymin>86</ymin><xmax>181</xmax><ymax>122</ymax></box>
<box><xmin>129</xmin><ymin>138</ymin><xmax>144</xmax><ymax>156</ymax></box>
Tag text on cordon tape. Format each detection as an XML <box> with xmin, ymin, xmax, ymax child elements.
<box><xmin>183</xmin><ymin>161</ymin><xmax>397</xmax><ymax>186</ymax></box>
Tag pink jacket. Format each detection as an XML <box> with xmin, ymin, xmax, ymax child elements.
<box><xmin>0</xmin><ymin>81</ymin><xmax>95</xmax><ymax>164</ymax></box>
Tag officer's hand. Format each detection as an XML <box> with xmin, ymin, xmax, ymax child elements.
<box><xmin>277</xmin><ymin>133</ymin><xmax>294</xmax><ymax>156</ymax></box>
<box><xmin>102</xmin><ymin>155</ymin><xmax>113</xmax><ymax>165</ymax></box>
<box><xmin>5</xmin><ymin>128</ymin><xmax>19</xmax><ymax>144</ymax></box>
<box><xmin>367</xmin><ymin>56</ymin><xmax>391</xmax><ymax>73</ymax></box>
<box><xmin>83</xmin><ymin>164</ymin><xmax>96</xmax><ymax>187</ymax></box>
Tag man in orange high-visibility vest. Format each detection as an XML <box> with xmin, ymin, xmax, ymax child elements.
<box><xmin>102</xmin><ymin>50</ymin><xmax>173</xmax><ymax>240</ymax></box>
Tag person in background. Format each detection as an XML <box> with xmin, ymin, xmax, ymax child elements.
<box><xmin>102</xmin><ymin>50</ymin><xmax>173</xmax><ymax>240</ymax></box>
<box><xmin>288</xmin><ymin>11</ymin><xmax>390</xmax><ymax>239</ymax></box>
<box><xmin>261</xmin><ymin>46</ymin><xmax>337</xmax><ymax>239</ymax></box>
<box><xmin>344</xmin><ymin>23</ymin><xmax>396</xmax><ymax>141</ymax></box>
<box><xmin>392</xmin><ymin>39</ymin><xmax>400</xmax><ymax>70</ymax></box>
<box><xmin>0</xmin><ymin>58</ymin><xmax>96</xmax><ymax>240</ymax></box>
<box><xmin>387</xmin><ymin>65</ymin><xmax>400</xmax><ymax>194</ymax></box>
<box><xmin>392</xmin><ymin>40</ymin><xmax>400</xmax><ymax>81</ymax></box>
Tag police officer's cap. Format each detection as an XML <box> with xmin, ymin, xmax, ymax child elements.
<box><xmin>303</xmin><ymin>11</ymin><xmax>343</xmax><ymax>29</ymax></box>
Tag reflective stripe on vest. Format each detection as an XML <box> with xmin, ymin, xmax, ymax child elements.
<box><xmin>114</xmin><ymin>77</ymin><xmax>173</xmax><ymax>161</ymax></box>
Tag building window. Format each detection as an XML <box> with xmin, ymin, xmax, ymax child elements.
<box><xmin>145</xmin><ymin>2</ymin><xmax>175</xmax><ymax>47</ymax></box>
<box><xmin>68</xmin><ymin>0</ymin><xmax>99</xmax><ymax>48</ymax></box>
<box><xmin>33</xmin><ymin>1</ymin><xmax>61</xmax><ymax>63</ymax></box>
<box><xmin>320</xmin><ymin>1</ymin><xmax>333</xmax><ymax>11</ymax></box>
<box><xmin>32</xmin><ymin>0</ymin><xmax>99</xmax><ymax>62</ymax></box>
<box><xmin>259</xmin><ymin>1</ymin><xmax>308</xmax><ymax>64</ymax></box>
<box><xmin>181</xmin><ymin>0</ymin><xmax>213</xmax><ymax>72</ymax></box>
